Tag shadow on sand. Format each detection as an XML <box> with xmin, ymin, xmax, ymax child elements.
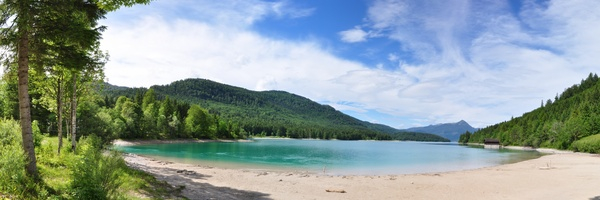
<box><xmin>128</xmin><ymin>162</ymin><xmax>272</xmax><ymax>200</ymax></box>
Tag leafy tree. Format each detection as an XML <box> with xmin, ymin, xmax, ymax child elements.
<box><xmin>158</xmin><ymin>96</ymin><xmax>174</xmax><ymax>135</ymax></box>
<box><xmin>185</xmin><ymin>105</ymin><xmax>215</xmax><ymax>139</ymax></box>
<box><xmin>458</xmin><ymin>131</ymin><xmax>471</xmax><ymax>144</ymax></box>
<box><xmin>141</xmin><ymin>88</ymin><xmax>158</xmax><ymax>138</ymax></box>
<box><xmin>119</xmin><ymin>98</ymin><xmax>142</xmax><ymax>138</ymax></box>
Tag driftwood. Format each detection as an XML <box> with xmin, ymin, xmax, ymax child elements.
<box><xmin>326</xmin><ymin>189</ymin><xmax>346</xmax><ymax>193</ymax></box>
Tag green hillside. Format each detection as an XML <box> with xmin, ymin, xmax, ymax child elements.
<box><xmin>104</xmin><ymin>78</ymin><xmax>449</xmax><ymax>142</ymax></box>
<box><xmin>459</xmin><ymin>73</ymin><xmax>600</xmax><ymax>152</ymax></box>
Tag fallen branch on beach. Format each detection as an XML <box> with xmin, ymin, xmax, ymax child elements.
<box><xmin>326</xmin><ymin>189</ymin><xmax>346</xmax><ymax>193</ymax></box>
<box><xmin>538</xmin><ymin>162</ymin><xmax>555</xmax><ymax>170</ymax></box>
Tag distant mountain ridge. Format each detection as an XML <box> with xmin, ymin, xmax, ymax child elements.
<box><xmin>402</xmin><ymin>120</ymin><xmax>478</xmax><ymax>141</ymax></box>
<box><xmin>102</xmin><ymin>78</ymin><xmax>449</xmax><ymax>142</ymax></box>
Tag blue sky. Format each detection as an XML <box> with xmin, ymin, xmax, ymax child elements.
<box><xmin>94</xmin><ymin>0</ymin><xmax>600</xmax><ymax>129</ymax></box>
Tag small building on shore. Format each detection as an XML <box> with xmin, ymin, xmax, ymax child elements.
<box><xmin>484</xmin><ymin>139</ymin><xmax>501</xmax><ymax>149</ymax></box>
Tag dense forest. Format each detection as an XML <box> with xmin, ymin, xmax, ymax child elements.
<box><xmin>391</xmin><ymin>131</ymin><xmax>450</xmax><ymax>142</ymax></box>
<box><xmin>459</xmin><ymin>73</ymin><xmax>600</xmax><ymax>153</ymax></box>
<box><xmin>2</xmin><ymin>73</ymin><xmax>450</xmax><ymax>143</ymax></box>
<box><xmin>102</xmin><ymin>78</ymin><xmax>449</xmax><ymax>142</ymax></box>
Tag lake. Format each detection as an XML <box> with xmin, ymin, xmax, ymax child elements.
<box><xmin>116</xmin><ymin>139</ymin><xmax>543</xmax><ymax>175</ymax></box>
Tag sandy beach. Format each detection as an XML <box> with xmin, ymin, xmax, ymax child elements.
<box><xmin>116</xmin><ymin>140</ymin><xmax>600</xmax><ymax>200</ymax></box>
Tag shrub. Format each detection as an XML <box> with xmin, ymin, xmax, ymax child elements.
<box><xmin>0</xmin><ymin>119</ymin><xmax>42</xmax><ymax>199</ymax></box>
<box><xmin>70</xmin><ymin>135</ymin><xmax>126</xmax><ymax>200</ymax></box>
<box><xmin>571</xmin><ymin>134</ymin><xmax>600</xmax><ymax>153</ymax></box>
<box><xmin>32</xmin><ymin>120</ymin><xmax>44</xmax><ymax>148</ymax></box>
<box><xmin>0</xmin><ymin>119</ymin><xmax>20</xmax><ymax>146</ymax></box>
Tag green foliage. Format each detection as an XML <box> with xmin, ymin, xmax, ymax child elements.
<box><xmin>98</xmin><ymin>0</ymin><xmax>153</xmax><ymax>12</ymax></box>
<box><xmin>571</xmin><ymin>134</ymin><xmax>600</xmax><ymax>153</ymax></box>
<box><xmin>0</xmin><ymin>121</ymin><xmax>183</xmax><ymax>199</ymax></box>
<box><xmin>0</xmin><ymin>119</ymin><xmax>21</xmax><ymax>146</ymax></box>
<box><xmin>0</xmin><ymin>77</ymin><xmax>19</xmax><ymax>119</ymax></box>
<box><xmin>392</xmin><ymin>131</ymin><xmax>450</xmax><ymax>142</ymax></box>
<box><xmin>102</xmin><ymin>79</ymin><xmax>441</xmax><ymax>141</ymax></box>
<box><xmin>70</xmin><ymin>135</ymin><xmax>125</xmax><ymax>200</ymax></box>
<box><xmin>0</xmin><ymin>120</ymin><xmax>45</xmax><ymax>199</ymax></box>
<box><xmin>0</xmin><ymin>137</ymin><xmax>41</xmax><ymax>199</ymax></box>
<box><xmin>77</xmin><ymin>100</ymin><xmax>117</xmax><ymax>144</ymax></box>
<box><xmin>185</xmin><ymin>105</ymin><xmax>215</xmax><ymax>139</ymax></box>
<box><xmin>461</xmin><ymin>73</ymin><xmax>600</xmax><ymax>150</ymax></box>
<box><xmin>458</xmin><ymin>131</ymin><xmax>471</xmax><ymax>144</ymax></box>
<box><xmin>32</xmin><ymin>120</ymin><xmax>44</xmax><ymax>148</ymax></box>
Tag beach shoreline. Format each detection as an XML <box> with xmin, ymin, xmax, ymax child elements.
<box><xmin>112</xmin><ymin>138</ymin><xmax>252</xmax><ymax>146</ymax></box>
<box><xmin>118</xmin><ymin>139</ymin><xmax>600</xmax><ymax>199</ymax></box>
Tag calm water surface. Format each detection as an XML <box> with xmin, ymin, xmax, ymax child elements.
<box><xmin>116</xmin><ymin>139</ymin><xmax>542</xmax><ymax>175</ymax></box>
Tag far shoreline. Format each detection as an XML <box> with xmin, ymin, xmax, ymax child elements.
<box><xmin>112</xmin><ymin>138</ymin><xmax>253</xmax><ymax>146</ymax></box>
<box><xmin>464</xmin><ymin>142</ymin><xmax>583</xmax><ymax>154</ymax></box>
<box><xmin>112</xmin><ymin>137</ymin><xmax>453</xmax><ymax>147</ymax></box>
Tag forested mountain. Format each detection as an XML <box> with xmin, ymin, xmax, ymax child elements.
<box><xmin>403</xmin><ymin>120</ymin><xmax>478</xmax><ymax>141</ymax></box>
<box><xmin>459</xmin><ymin>73</ymin><xmax>600</xmax><ymax>153</ymax></box>
<box><xmin>102</xmin><ymin>78</ymin><xmax>448</xmax><ymax>141</ymax></box>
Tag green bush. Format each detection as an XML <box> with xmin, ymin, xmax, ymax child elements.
<box><xmin>0</xmin><ymin>119</ymin><xmax>43</xmax><ymax>199</ymax></box>
<box><xmin>571</xmin><ymin>134</ymin><xmax>600</xmax><ymax>153</ymax></box>
<box><xmin>70</xmin><ymin>135</ymin><xmax>126</xmax><ymax>200</ymax></box>
<box><xmin>0</xmin><ymin>119</ymin><xmax>20</xmax><ymax>146</ymax></box>
<box><xmin>32</xmin><ymin>120</ymin><xmax>44</xmax><ymax>148</ymax></box>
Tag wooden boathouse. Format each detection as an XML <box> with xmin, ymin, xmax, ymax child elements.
<box><xmin>484</xmin><ymin>139</ymin><xmax>501</xmax><ymax>149</ymax></box>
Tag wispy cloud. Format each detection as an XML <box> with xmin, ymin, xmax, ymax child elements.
<box><xmin>328</xmin><ymin>0</ymin><xmax>600</xmax><ymax>127</ymax></box>
<box><xmin>100</xmin><ymin>0</ymin><xmax>600</xmax><ymax>129</ymax></box>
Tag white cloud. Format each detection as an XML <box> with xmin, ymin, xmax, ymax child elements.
<box><xmin>101</xmin><ymin>15</ymin><xmax>364</xmax><ymax>91</ymax></box>
<box><xmin>387</xmin><ymin>53</ymin><xmax>399</xmax><ymax>62</ymax></box>
<box><xmin>100</xmin><ymin>0</ymin><xmax>600</xmax><ymax>129</ymax></box>
<box><xmin>335</xmin><ymin>0</ymin><xmax>600</xmax><ymax>127</ymax></box>
<box><xmin>367</xmin><ymin>0</ymin><xmax>408</xmax><ymax>29</ymax></box>
<box><xmin>339</xmin><ymin>27</ymin><xmax>368</xmax><ymax>43</ymax></box>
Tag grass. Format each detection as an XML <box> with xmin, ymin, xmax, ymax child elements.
<box><xmin>1</xmin><ymin>130</ymin><xmax>186</xmax><ymax>199</ymax></box>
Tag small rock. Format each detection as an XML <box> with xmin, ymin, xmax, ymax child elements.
<box><xmin>184</xmin><ymin>171</ymin><xmax>196</xmax><ymax>175</ymax></box>
<box><xmin>256</xmin><ymin>172</ymin><xmax>268</xmax><ymax>176</ymax></box>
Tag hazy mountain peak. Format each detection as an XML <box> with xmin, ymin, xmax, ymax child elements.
<box><xmin>402</xmin><ymin>120</ymin><xmax>477</xmax><ymax>141</ymax></box>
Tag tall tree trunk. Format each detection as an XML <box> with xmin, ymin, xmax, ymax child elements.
<box><xmin>16</xmin><ymin>3</ymin><xmax>38</xmax><ymax>178</ymax></box>
<box><xmin>57</xmin><ymin>77</ymin><xmax>63</xmax><ymax>154</ymax></box>
<box><xmin>71</xmin><ymin>73</ymin><xmax>77</xmax><ymax>152</ymax></box>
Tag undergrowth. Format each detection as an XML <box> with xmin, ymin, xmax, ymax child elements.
<box><xmin>0</xmin><ymin>119</ymin><xmax>185</xmax><ymax>199</ymax></box>
<box><xmin>572</xmin><ymin>134</ymin><xmax>600</xmax><ymax>153</ymax></box>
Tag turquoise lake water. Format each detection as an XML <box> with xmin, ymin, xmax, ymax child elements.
<box><xmin>116</xmin><ymin>139</ymin><xmax>542</xmax><ymax>175</ymax></box>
